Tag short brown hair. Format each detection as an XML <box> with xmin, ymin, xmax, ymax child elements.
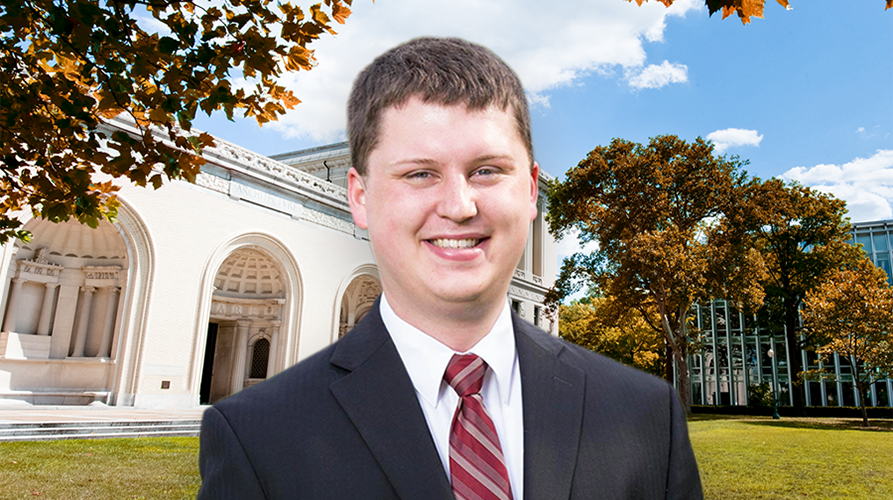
<box><xmin>347</xmin><ymin>37</ymin><xmax>533</xmax><ymax>176</ymax></box>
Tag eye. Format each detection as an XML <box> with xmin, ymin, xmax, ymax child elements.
<box><xmin>471</xmin><ymin>166</ymin><xmax>501</xmax><ymax>180</ymax></box>
<box><xmin>405</xmin><ymin>170</ymin><xmax>432</xmax><ymax>180</ymax></box>
<box><xmin>402</xmin><ymin>169</ymin><xmax>440</xmax><ymax>185</ymax></box>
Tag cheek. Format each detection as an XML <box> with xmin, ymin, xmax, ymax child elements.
<box><xmin>368</xmin><ymin>197</ymin><xmax>425</xmax><ymax>237</ymax></box>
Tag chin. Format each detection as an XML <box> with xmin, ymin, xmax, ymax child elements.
<box><xmin>431</xmin><ymin>284</ymin><xmax>499</xmax><ymax>307</ymax></box>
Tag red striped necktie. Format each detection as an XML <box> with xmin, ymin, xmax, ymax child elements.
<box><xmin>444</xmin><ymin>354</ymin><xmax>513</xmax><ymax>500</ymax></box>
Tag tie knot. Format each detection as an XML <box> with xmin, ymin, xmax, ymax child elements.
<box><xmin>444</xmin><ymin>353</ymin><xmax>487</xmax><ymax>398</ymax></box>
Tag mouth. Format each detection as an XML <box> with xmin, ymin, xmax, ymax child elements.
<box><xmin>428</xmin><ymin>238</ymin><xmax>484</xmax><ymax>249</ymax></box>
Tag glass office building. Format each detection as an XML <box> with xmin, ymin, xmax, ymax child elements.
<box><xmin>685</xmin><ymin>219</ymin><xmax>893</xmax><ymax>408</ymax></box>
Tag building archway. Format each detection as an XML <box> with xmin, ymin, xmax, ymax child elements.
<box><xmin>334</xmin><ymin>268</ymin><xmax>381</xmax><ymax>341</ymax></box>
<box><xmin>192</xmin><ymin>234</ymin><xmax>301</xmax><ymax>405</ymax></box>
<box><xmin>0</xmin><ymin>207</ymin><xmax>146</xmax><ymax>406</ymax></box>
<box><xmin>1</xmin><ymin>217</ymin><xmax>128</xmax><ymax>359</ymax></box>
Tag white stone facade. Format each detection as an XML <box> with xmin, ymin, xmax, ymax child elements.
<box><xmin>0</xmin><ymin>119</ymin><xmax>558</xmax><ymax>409</ymax></box>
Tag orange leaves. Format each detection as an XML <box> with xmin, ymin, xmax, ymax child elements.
<box><xmin>548</xmin><ymin>135</ymin><xmax>755</xmax><ymax>403</ymax></box>
<box><xmin>331</xmin><ymin>2</ymin><xmax>352</xmax><ymax>24</ymax></box>
<box><xmin>559</xmin><ymin>298</ymin><xmax>666</xmax><ymax>377</ymax></box>
<box><xmin>701</xmin><ymin>0</ymin><xmax>769</xmax><ymax>24</ymax></box>
<box><xmin>888</xmin><ymin>0</ymin><xmax>892</xmax><ymax>10</ymax></box>
<box><xmin>271</xmin><ymin>86</ymin><xmax>302</xmax><ymax>109</ymax></box>
<box><xmin>802</xmin><ymin>259</ymin><xmax>893</xmax><ymax>393</ymax></box>
<box><xmin>310</xmin><ymin>4</ymin><xmax>335</xmax><ymax>34</ymax></box>
<box><xmin>285</xmin><ymin>45</ymin><xmax>317</xmax><ymax>71</ymax></box>
<box><xmin>1</xmin><ymin>0</ymin><xmax>358</xmax><ymax>244</ymax></box>
<box><xmin>717</xmin><ymin>0</ymin><xmax>764</xmax><ymax>24</ymax></box>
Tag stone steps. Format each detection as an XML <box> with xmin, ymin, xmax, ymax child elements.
<box><xmin>0</xmin><ymin>420</ymin><xmax>201</xmax><ymax>442</ymax></box>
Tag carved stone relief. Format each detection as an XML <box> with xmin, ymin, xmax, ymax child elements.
<box><xmin>15</xmin><ymin>259</ymin><xmax>63</xmax><ymax>283</ymax></box>
<box><xmin>196</xmin><ymin>172</ymin><xmax>230</xmax><ymax>194</ymax></box>
<box><xmin>210</xmin><ymin>297</ymin><xmax>283</xmax><ymax>320</ymax></box>
<box><xmin>301</xmin><ymin>208</ymin><xmax>355</xmax><ymax>234</ymax></box>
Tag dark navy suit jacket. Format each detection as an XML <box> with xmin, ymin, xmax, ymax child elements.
<box><xmin>198</xmin><ymin>302</ymin><xmax>703</xmax><ymax>499</ymax></box>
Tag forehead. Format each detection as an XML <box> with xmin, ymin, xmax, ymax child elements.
<box><xmin>368</xmin><ymin>98</ymin><xmax>527</xmax><ymax>167</ymax></box>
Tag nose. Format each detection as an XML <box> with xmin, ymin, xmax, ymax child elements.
<box><xmin>436</xmin><ymin>173</ymin><xmax>478</xmax><ymax>222</ymax></box>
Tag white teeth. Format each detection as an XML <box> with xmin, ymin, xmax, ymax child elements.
<box><xmin>431</xmin><ymin>238</ymin><xmax>479</xmax><ymax>249</ymax></box>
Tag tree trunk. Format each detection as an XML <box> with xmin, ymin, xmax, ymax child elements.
<box><xmin>783</xmin><ymin>298</ymin><xmax>806</xmax><ymax>414</ymax></box>
<box><xmin>852</xmin><ymin>365</ymin><xmax>870</xmax><ymax>428</ymax></box>
<box><xmin>675</xmin><ymin>340</ymin><xmax>692</xmax><ymax>417</ymax></box>
<box><xmin>665</xmin><ymin>342</ymin><xmax>674</xmax><ymax>383</ymax></box>
<box><xmin>659</xmin><ymin>307</ymin><xmax>691</xmax><ymax>416</ymax></box>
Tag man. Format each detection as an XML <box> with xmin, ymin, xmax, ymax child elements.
<box><xmin>198</xmin><ymin>37</ymin><xmax>702</xmax><ymax>500</ymax></box>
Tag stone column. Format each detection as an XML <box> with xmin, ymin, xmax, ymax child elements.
<box><xmin>71</xmin><ymin>286</ymin><xmax>95</xmax><ymax>357</ymax></box>
<box><xmin>49</xmin><ymin>284</ymin><xmax>81</xmax><ymax>359</ymax></box>
<box><xmin>231</xmin><ymin>319</ymin><xmax>251</xmax><ymax>394</ymax></box>
<box><xmin>2</xmin><ymin>278</ymin><xmax>24</xmax><ymax>333</ymax></box>
<box><xmin>36</xmin><ymin>283</ymin><xmax>60</xmax><ymax>335</ymax></box>
<box><xmin>97</xmin><ymin>287</ymin><xmax>119</xmax><ymax>357</ymax></box>
<box><xmin>267</xmin><ymin>320</ymin><xmax>281</xmax><ymax>378</ymax></box>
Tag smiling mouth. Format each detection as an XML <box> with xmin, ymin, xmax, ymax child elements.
<box><xmin>429</xmin><ymin>238</ymin><xmax>482</xmax><ymax>249</ymax></box>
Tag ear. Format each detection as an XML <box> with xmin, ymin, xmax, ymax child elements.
<box><xmin>529</xmin><ymin>162</ymin><xmax>540</xmax><ymax>223</ymax></box>
<box><xmin>347</xmin><ymin>167</ymin><xmax>369</xmax><ymax>229</ymax></box>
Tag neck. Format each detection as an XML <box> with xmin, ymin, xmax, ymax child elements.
<box><xmin>384</xmin><ymin>293</ymin><xmax>505</xmax><ymax>352</ymax></box>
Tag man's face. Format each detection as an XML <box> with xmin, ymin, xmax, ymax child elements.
<box><xmin>348</xmin><ymin>96</ymin><xmax>538</xmax><ymax>318</ymax></box>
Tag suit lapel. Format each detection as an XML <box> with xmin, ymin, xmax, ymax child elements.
<box><xmin>329</xmin><ymin>302</ymin><xmax>454</xmax><ymax>500</ymax></box>
<box><xmin>515</xmin><ymin>316</ymin><xmax>586</xmax><ymax>500</ymax></box>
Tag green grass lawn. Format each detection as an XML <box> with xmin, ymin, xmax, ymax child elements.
<box><xmin>0</xmin><ymin>416</ymin><xmax>890</xmax><ymax>499</ymax></box>
<box><xmin>0</xmin><ymin>437</ymin><xmax>201</xmax><ymax>499</ymax></box>
<box><xmin>690</xmin><ymin>415</ymin><xmax>893</xmax><ymax>500</ymax></box>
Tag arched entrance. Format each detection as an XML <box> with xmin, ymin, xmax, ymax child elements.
<box><xmin>1</xmin><ymin>217</ymin><xmax>127</xmax><ymax>361</ymax></box>
<box><xmin>0</xmin><ymin>216</ymin><xmax>132</xmax><ymax>405</ymax></box>
<box><xmin>337</xmin><ymin>273</ymin><xmax>382</xmax><ymax>339</ymax></box>
<box><xmin>199</xmin><ymin>248</ymin><xmax>287</xmax><ymax>404</ymax></box>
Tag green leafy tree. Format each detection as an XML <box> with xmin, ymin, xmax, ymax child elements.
<box><xmin>750</xmin><ymin>178</ymin><xmax>863</xmax><ymax>412</ymax></box>
<box><xmin>560</xmin><ymin>295</ymin><xmax>665</xmax><ymax>378</ymax></box>
<box><xmin>1</xmin><ymin>0</ymin><xmax>354</xmax><ymax>244</ymax></box>
<box><xmin>802</xmin><ymin>259</ymin><xmax>893</xmax><ymax>426</ymax></box>
<box><xmin>628</xmin><ymin>0</ymin><xmax>891</xmax><ymax>25</ymax></box>
<box><xmin>547</xmin><ymin>135</ymin><xmax>765</xmax><ymax>414</ymax></box>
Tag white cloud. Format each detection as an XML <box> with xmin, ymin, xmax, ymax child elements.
<box><xmin>627</xmin><ymin>60</ymin><xmax>689</xmax><ymax>89</ymax></box>
<box><xmin>780</xmin><ymin>149</ymin><xmax>893</xmax><ymax>222</ymax></box>
<box><xmin>135</xmin><ymin>14</ymin><xmax>170</xmax><ymax>35</ymax></box>
<box><xmin>263</xmin><ymin>0</ymin><xmax>701</xmax><ymax>143</ymax></box>
<box><xmin>556</xmin><ymin>227</ymin><xmax>599</xmax><ymax>264</ymax></box>
<box><xmin>857</xmin><ymin>126</ymin><xmax>866</xmax><ymax>133</ymax></box>
<box><xmin>705</xmin><ymin>128</ymin><xmax>763</xmax><ymax>154</ymax></box>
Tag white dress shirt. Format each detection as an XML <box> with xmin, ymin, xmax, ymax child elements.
<box><xmin>381</xmin><ymin>294</ymin><xmax>524</xmax><ymax>500</ymax></box>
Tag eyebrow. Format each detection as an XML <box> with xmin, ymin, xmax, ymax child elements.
<box><xmin>390</xmin><ymin>154</ymin><xmax>517</xmax><ymax>169</ymax></box>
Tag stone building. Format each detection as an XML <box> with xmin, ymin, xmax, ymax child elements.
<box><xmin>0</xmin><ymin>118</ymin><xmax>558</xmax><ymax>409</ymax></box>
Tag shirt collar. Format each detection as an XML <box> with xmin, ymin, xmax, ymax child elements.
<box><xmin>381</xmin><ymin>294</ymin><xmax>517</xmax><ymax>408</ymax></box>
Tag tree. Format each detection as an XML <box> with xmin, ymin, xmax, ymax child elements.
<box><xmin>546</xmin><ymin>135</ymin><xmax>765</xmax><ymax>414</ymax></box>
<box><xmin>1</xmin><ymin>0</ymin><xmax>354</xmax><ymax>244</ymax></box>
<box><xmin>802</xmin><ymin>258</ymin><xmax>893</xmax><ymax>427</ymax></box>
<box><xmin>560</xmin><ymin>295</ymin><xmax>665</xmax><ymax>378</ymax></box>
<box><xmin>750</xmin><ymin>178</ymin><xmax>863</xmax><ymax>412</ymax></box>
<box><xmin>627</xmin><ymin>0</ymin><xmax>891</xmax><ymax>25</ymax></box>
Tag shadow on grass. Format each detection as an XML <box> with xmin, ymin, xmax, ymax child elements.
<box><xmin>689</xmin><ymin>413</ymin><xmax>893</xmax><ymax>432</ymax></box>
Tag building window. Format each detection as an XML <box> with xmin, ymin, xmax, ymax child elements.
<box><xmin>533</xmin><ymin>200</ymin><xmax>543</xmax><ymax>277</ymax></box>
<box><xmin>250</xmin><ymin>338</ymin><xmax>270</xmax><ymax>379</ymax></box>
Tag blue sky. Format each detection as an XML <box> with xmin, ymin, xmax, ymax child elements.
<box><xmin>188</xmin><ymin>0</ymin><xmax>892</xmax><ymax>254</ymax></box>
